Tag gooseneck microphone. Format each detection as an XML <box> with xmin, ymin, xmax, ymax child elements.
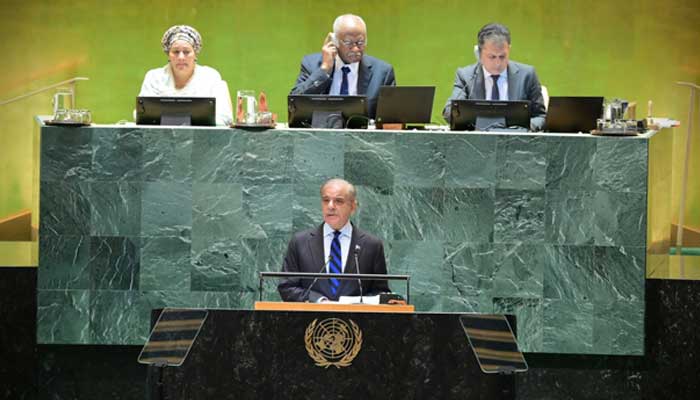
<box><xmin>354</xmin><ymin>244</ymin><xmax>364</xmax><ymax>303</ymax></box>
<box><xmin>301</xmin><ymin>255</ymin><xmax>332</xmax><ymax>302</ymax></box>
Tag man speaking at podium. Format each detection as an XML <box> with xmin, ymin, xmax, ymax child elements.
<box><xmin>278</xmin><ymin>178</ymin><xmax>390</xmax><ymax>302</ymax></box>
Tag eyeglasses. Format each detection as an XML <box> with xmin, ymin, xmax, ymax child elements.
<box><xmin>339</xmin><ymin>39</ymin><xmax>365</xmax><ymax>48</ymax></box>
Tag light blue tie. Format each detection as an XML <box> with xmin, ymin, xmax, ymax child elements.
<box><xmin>329</xmin><ymin>231</ymin><xmax>342</xmax><ymax>296</ymax></box>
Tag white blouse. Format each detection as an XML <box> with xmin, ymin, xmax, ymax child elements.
<box><xmin>138</xmin><ymin>64</ymin><xmax>233</xmax><ymax>126</ymax></box>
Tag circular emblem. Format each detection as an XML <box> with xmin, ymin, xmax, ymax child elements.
<box><xmin>304</xmin><ymin>318</ymin><xmax>362</xmax><ymax>368</ymax></box>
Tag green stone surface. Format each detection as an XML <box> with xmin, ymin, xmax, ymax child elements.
<box><xmin>37</xmin><ymin>125</ymin><xmax>667</xmax><ymax>355</ymax></box>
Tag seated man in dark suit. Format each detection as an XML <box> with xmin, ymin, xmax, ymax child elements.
<box><xmin>278</xmin><ymin>178</ymin><xmax>390</xmax><ymax>302</ymax></box>
<box><xmin>443</xmin><ymin>23</ymin><xmax>547</xmax><ymax>131</ymax></box>
<box><xmin>290</xmin><ymin>14</ymin><xmax>396</xmax><ymax>119</ymax></box>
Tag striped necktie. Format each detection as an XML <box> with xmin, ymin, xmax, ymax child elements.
<box><xmin>329</xmin><ymin>230</ymin><xmax>342</xmax><ymax>296</ymax></box>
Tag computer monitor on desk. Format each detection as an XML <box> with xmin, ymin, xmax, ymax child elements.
<box><xmin>450</xmin><ymin>100</ymin><xmax>530</xmax><ymax>131</ymax></box>
<box><xmin>287</xmin><ymin>95</ymin><xmax>368</xmax><ymax>129</ymax></box>
<box><xmin>136</xmin><ymin>96</ymin><xmax>216</xmax><ymax>126</ymax></box>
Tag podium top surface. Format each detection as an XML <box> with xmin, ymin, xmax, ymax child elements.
<box><xmin>254</xmin><ymin>301</ymin><xmax>415</xmax><ymax>313</ymax></box>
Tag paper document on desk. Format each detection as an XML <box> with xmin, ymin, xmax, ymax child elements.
<box><xmin>337</xmin><ymin>295</ymin><xmax>380</xmax><ymax>305</ymax></box>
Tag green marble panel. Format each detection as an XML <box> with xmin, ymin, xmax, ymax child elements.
<box><xmin>545</xmin><ymin>190</ymin><xmax>596</xmax><ymax>245</ymax></box>
<box><xmin>394</xmin><ymin>132</ymin><xmax>446</xmax><ymax>188</ymax></box>
<box><xmin>90</xmin><ymin>236</ymin><xmax>140</xmax><ymax>290</ymax></box>
<box><xmin>392</xmin><ymin>187</ymin><xmax>445</xmax><ymax>241</ymax></box>
<box><xmin>496</xmin><ymin>135</ymin><xmax>546</xmax><ymax>190</ymax></box>
<box><xmin>592</xmin><ymin>246</ymin><xmax>645</xmax><ymax>302</ymax></box>
<box><xmin>141</xmin><ymin>128</ymin><xmax>193</xmax><ymax>183</ymax></box>
<box><xmin>140</xmin><ymin>236</ymin><xmax>191</xmax><ymax>291</ymax></box>
<box><xmin>89</xmin><ymin>181</ymin><xmax>142</xmax><ymax>236</ymax></box>
<box><xmin>592</xmin><ymin>137</ymin><xmax>648</xmax><ymax>193</ymax></box>
<box><xmin>592</xmin><ymin>299</ymin><xmax>644</xmax><ymax>355</ymax></box>
<box><xmin>354</xmin><ymin>185</ymin><xmax>395</xmax><ymax>241</ymax></box>
<box><xmin>386</xmin><ymin>240</ymin><xmax>452</xmax><ymax>310</ymax></box>
<box><xmin>543</xmin><ymin>298</ymin><xmax>594</xmax><ymax>354</ymax></box>
<box><xmin>545</xmin><ymin>137</ymin><xmax>596</xmax><ymax>190</ymax></box>
<box><xmin>445</xmin><ymin>242</ymin><xmax>496</xmax><ymax>299</ymax></box>
<box><xmin>192</xmin><ymin>130</ymin><xmax>294</xmax><ymax>184</ymax></box>
<box><xmin>592</xmin><ymin>191</ymin><xmax>646</xmax><ymax>246</ymax></box>
<box><xmin>191</xmin><ymin>237</ymin><xmax>257</xmax><ymax>292</ymax></box>
<box><xmin>38</xmin><ymin>234</ymin><xmax>90</xmax><ymax>290</ymax></box>
<box><xmin>292</xmin><ymin>130</ymin><xmax>345</xmax><ymax>185</ymax></box>
<box><xmin>192</xmin><ymin>183</ymin><xmax>265</xmax><ymax>240</ymax></box>
<box><xmin>40</xmin><ymin>127</ymin><xmax>92</xmax><ymax>182</ymax></box>
<box><xmin>444</xmin><ymin>134</ymin><xmax>497</xmax><ymax>189</ymax></box>
<box><xmin>37</xmin><ymin>289</ymin><xmax>90</xmax><ymax>344</ymax></box>
<box><xmin>443</xmin><ymin>188</ymin><xmax>495</xmax><ymax>243</ymax></box>
<box><xmin>543</xmin><ymin>245</ymin><xmax>596</xmax><ymax>301</ymax></box>
<box><xmin>39</xmin><ymin>181</ymin><xmax>91</xmax><ymax>236</ymax></box>
<box><xmin>344</xmin><ymin>131</ymin><xmax>395</xmax><ymax>195</ymax></box>
<box><xmin>490</xmin><ymin>244</ymin><xmax>545</xmax><ymax>299</ymax></box>
<box><xmin>90</xmin><ymin>290</ymin><xmax>146</xmax><ymax>345</ymax></box>
<box><xmin>493</xmin><ymin>297</ymin><xmax>544</xmax><ymax>353</ymax></box>
<box><xmin>91</xmin><ymin>128</ymin><xmax>143</xmax><ymax>181</ymax></box>
<box><xmin>243</xmin><ymin>184</ymin><xmax>293</xmax><ymax>236</ymax></box>
<box><xmin>141</xmin><ymin>182</ymin><xmax>192</xmax><ymax>237</ymax></box>
<box><xmin>494</xmin><ymin>189</ymin><xmax>545</xmax><ymax>244</ymax></box>
<box><xmin>292</xmin><ymin>181</ymin><xmax>324</xmax><ymax>232</ymax></box>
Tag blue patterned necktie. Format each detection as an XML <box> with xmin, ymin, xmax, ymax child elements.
<box><xmin>491</xmin><ymin>75</ymin><xmax>500</xmax><ymax>100</ymax></box>
<box><xmin>329</xmin><ymin>230</ymin><xmax>342</xmax><ymax>296</ymax></box>
<box><xmin>339</xmin><ymin>66</ymin><xmax>350</xmax><ymax>95</ymax></box>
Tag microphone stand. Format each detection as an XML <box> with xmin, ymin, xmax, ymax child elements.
<box><xmin>301</xmin><ymin>255</ymin><xmax>332</xmax><ymax>302</ymax></box>
<box><xmin>354</xmin><ymin>245</ymin><xmax>363</xmax><ymax>303</ymax></box>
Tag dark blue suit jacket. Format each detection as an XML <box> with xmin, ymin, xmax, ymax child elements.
<box><xmin>278</xmin><ymin>224</ymin><xmax>390</xmax><ymax>302</ymax></box>
<box><xmin>290</xmin><ymin>52</ymin><xmax>396</xmax><ymax>119</ymax></box>
<box><xmin>442</xmin><ymin>61</ymin><xmax>547</xmax><ymax>130</ymax></box>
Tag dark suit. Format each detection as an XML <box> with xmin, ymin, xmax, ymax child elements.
<box><xmin>290</xmin><ymin>53</ymin><xmax>397</xmax><ymax>119</ymax></box>
<box><xmin>442</xmin><ymin>61</ymin><xmax>546</xmax><ymax>130</ymax></box>
<box><xmin>278</xmin><ymin>224</ymin><xmax>390</xmax><ymax>302</ymax></box>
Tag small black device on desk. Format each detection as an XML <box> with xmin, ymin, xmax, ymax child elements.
<box><xmin>136</xmin><ymin>96</ymin><xmax>216</xmax><ymax>126</ymax></box>
<box><xmin>450</xmin><ymin>99</ymin><xmax>530</xmax><ymax>131</ymax></box>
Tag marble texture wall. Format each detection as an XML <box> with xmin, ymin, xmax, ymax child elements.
<box><xmin>37</xmin><ymin>125</ymin><xmax>667</xmax><ymax>355</ymax></box>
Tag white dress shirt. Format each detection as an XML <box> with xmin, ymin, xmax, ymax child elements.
<box><xmin>483</xmin><ymin>66</ymin><xmax>509</xmax><ymax>101</ymax></box>
<box><xmin>329</xmin><ymin>56</ymin><xmax>359</xmax><ymax>95</ymax></box>
<box><xmin>323</xmin><ymin>221</ymin><xmax>352</xmax><ymax>273</ymax></box>
<box><xmin>138</xmin><ymin>64</ymin><xmax>234</xmax><ymax>126</ymax></box>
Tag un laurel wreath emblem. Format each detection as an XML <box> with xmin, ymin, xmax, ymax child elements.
<box><xmin>304</xmin><ymin>318</ymin><xmax>363</xmax><ymax>368</ymax></box>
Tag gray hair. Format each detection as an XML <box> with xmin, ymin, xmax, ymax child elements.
<box><xmin>477</xmin><ymin>23</ymin><xmax>511</xmax><ymax>51</ymax></box>
<box><xmin>333</xmin><ymin>14</ymin><xmax>367</xmax><ymax>37</ymax></box>
<box><xmin>320</xmin><ymin>178</ymin><xmax>357</xmax><ymax>201</ymax></box>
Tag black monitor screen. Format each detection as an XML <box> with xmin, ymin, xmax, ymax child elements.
<box><xmin>136</xmin><ymin>97</ymin><xmax>216</xmax><ymax>126</ymax></box>
<box><xmin>287</xmin><ymin>95</ymin><xmax>368</xmax><ymax>129</ymax></box>
<box><xmin>450</xmin><ymin>100</ymin><xmax>530</xmax><ymax>131</ymax></box>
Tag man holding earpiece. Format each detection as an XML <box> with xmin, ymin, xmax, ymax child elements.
<box><xmin>443</xmin><ymin>23</ymin><xmax>546</xmax><ymax>131</ymax></box>
<box><xmin>290</xmin><ymin>14</ymin><xmax>396</xmax><ymax>119</ymax></box>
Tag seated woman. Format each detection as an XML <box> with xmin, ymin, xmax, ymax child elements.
<box><xmin>139</xmin><ymin>25</ymin><xmax>233</xmax><ymax>126</ymax></box>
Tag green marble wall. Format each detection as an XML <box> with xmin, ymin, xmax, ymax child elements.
<box><xmin>38</xmin><ymin>125</ymin><xmax>662</xmax><ymax>355</ymax></box>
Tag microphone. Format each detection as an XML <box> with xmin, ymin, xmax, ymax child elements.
<box><xmin>354</xmin><ymin>244</ymin><xmax>363</xmax><ymax>303</ymax></box>
<box><xmin>301</xmin><ymin>255</ymin><xmax>332</xmax><ymax>302</ymax></box>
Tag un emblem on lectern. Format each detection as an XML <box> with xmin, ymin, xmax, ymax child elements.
<box><xmin>304</xmin><ymin>318</ymin><xmax>363</xmax><ymax>368</ymax></box>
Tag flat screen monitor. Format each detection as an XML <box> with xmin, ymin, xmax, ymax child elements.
<box><xmin>375</xmin><ymin>86</ymin><xmax>436</xmax><ymax>127</ymax></box>
<box><xmin>287</xmin><ymin>95</ymin><xmax>368</xmax><ymax>129</ymax></box>
<box><xmin>136</xmin><ymin>96</ymin><xmax>216</xmax><ymax>126</ymax></box>
<box><xmin>543</xmin><ymin>96</ymin><xmax>604</xmax><ymax>133</ymax></box>
<box><xmin>450</xmin><ymin>100</ymin><xmax>530</xmax><ymax>131</ymax></box>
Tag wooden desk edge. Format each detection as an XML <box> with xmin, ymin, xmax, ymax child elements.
<box><xmin>254</xmin><ymin>301</ymin><xmax>415</xmax><ymax>313</ymax></box>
